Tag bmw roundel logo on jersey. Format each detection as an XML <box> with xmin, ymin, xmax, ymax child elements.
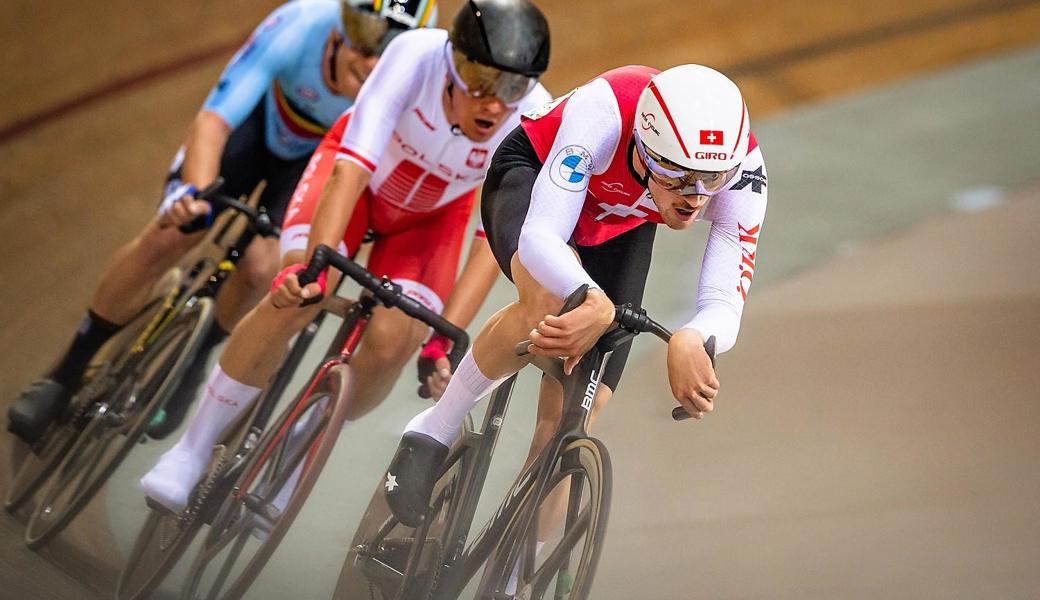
<box><xmin>549</xmin><ymin>145</ymin><xmax>594</xmax><ymax>192</ymax></box>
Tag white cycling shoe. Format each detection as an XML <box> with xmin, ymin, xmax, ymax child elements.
<box><xmin>140</xmin><ymin>445</ymin><xmax>208</xmax><ymax>513</ymax></box>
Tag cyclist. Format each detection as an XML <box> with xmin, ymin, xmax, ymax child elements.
<box><xmin>6</xmin><ymin>0</ymin><xmax>438</xmax><ymax>444</ymax></box>
<box><xmin>139</xmin><ymin>0</ymin><xmax>553</xmax><ymax>513</ymax></box>
<box><xmin>384</xmin><ymin>64</ymin><xmax>769</xmax><ymax>530</ymax></box>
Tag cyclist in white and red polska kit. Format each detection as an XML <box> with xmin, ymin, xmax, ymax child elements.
<box><xmin>139</xmin><ymin>0</ymin><xmax>554</xmax><ymax>513</ymax></box>
<box><xmin>385</xmin><ymin>64</ymin><xmax>769</xmax><ymax>528</ymax></box>
<box><xmin>7</xmin><ymin>0</ymin><xmax>440</xmax><ymax>444</ymax></box>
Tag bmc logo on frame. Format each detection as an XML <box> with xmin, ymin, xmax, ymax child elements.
<box><xmin>582</xmin><ymin>370</ymin><xmax>599</xmax><ymax>411</ymax></box>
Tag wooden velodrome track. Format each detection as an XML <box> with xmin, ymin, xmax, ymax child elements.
<box><xmin>2</xmin><ymin>1</ymin><xmax>1040</xmax><ymax>598</ymax></box>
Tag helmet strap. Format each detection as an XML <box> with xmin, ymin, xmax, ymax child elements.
<box><xmin>443</xmin><ymin>77</ymin><xmax>463</xmax><ymax>133</ymax></box>
<box><xmin>328</xmin><ymin>34</ymin><xmax>341</xmax><ymax>85</ymax></box>
<box><xmin>626</xmin><ymin>137</ymin><xmax>651</xmax><ymax>188</ymax></box>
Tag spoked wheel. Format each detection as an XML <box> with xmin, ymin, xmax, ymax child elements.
<box><xmin>478</xmin><ymin>437</ymin><xmax>612</xmax><ymax>600</ymax></box>
<box><xmin>181</xmin><ymin>364</ymin><xmax>352</xmax><ymax>600</ymax></box>
<box><xmin>115</xmin><ymin>442</ymin><xmax>240</xmax><ymax>600</ymax></box>
<box><xmin>4</xmin><ymin>423</ymin><xmax>79</xmax><ymax>513</ymax></box>
<box><xmin>333</xmin><ymin>423</ymin><xmax>473</xmax><ymax>600</ymax></box>
<box><xmin>4</xmin><ymin>298</ymin><xmax>163</xmax><ymax>513</ymax></box>
<box><xmin>24</xmin><ymin>297</ymin><xmax>214</xmax><ymax>549</ymax></box>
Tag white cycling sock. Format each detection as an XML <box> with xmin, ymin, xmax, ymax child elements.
<box><xmin>505</xmin><ymin>540</ymin><xmax>546</xmax><ymax>595</ymax></box>
<box><xmin>174</xmin><ymin>364</ymin><xmax>261</xmax><ymax>460</ymax></box>
<box><xmin>404</xmin><ymin>350</ymin><xmax>504</xmax><ymax>446</ymax></box>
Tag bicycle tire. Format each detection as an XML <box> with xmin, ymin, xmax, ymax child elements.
<box><xmin>477</xmin><ymin>437</ymin><xmax>612</xmax><ymax>600</ymax></box>
<box><xmin>180</xmin><ymin>363</ymin><xmax>353</xmax><ymax>600</ymax></box>
<box><xmin>4</xmin><ymin>296</ymin><xmax>166</xmax><ymax>513</ymax></box>
<box><xmin>333</xmin><ymin>435</ymin><xmax>472</xmax><ymax>600</ymax></box>
<box><xmin>24</xmin><ymin>297</ymin><xmax>214</xmax><ymax>549</ymax></box>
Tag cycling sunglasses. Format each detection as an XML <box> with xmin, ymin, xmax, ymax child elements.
<box><xmin>634</xmin><ymin>132</ymin><xmax>738</xmax><ymax>195</ymax></box>
<box><xmin>341</xmin><ymin>6</ymin><xmax>408</xmax><ymax>57</ymax></box>
<box><xmin>444</xmin><ymin>43</ymin><xmax>538</xmax><ymax>106</ymax></box>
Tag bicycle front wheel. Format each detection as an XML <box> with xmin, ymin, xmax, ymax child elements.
<box><xmin>181</xmin><ymin>363</ymin><xmax>353</xmax><ymax>600</ymax></box>
<box><xmin>478</xmin><ymin>437</ymin><xmax>612</xmax><ymax>600</ymax></box>
<box><xmin>24</xmin><ymin>297</ymin><xmax>214</xmax><ymax>549</ymax></box>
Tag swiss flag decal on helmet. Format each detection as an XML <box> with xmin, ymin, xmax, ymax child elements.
<box><xmin>700</xmin><ymin>130</ymin><xmax>724</xmax><ymax>145</ymax></box>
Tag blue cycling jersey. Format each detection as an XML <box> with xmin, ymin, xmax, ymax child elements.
<box><xmin>203</xmin><ymin>0</ymin><xmax>355</xmax><ymax>160</ymax></box>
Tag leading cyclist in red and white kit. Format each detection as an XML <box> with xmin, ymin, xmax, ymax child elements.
<box><xmin>139</xmin><ymin>0</ymin><xmax>553</xmax><ymax>512</ymax></box>
<box><xmin>385</xmin><ymin>64</ymin><xmax>768</xmax><ymax>528</ymax></box>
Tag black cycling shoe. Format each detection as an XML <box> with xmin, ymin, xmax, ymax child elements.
<box><xmin>7</xmin><ymin>378</ymin><xmax>71</xmax><ymax>445</ymax></box>
<box><xmin>384</xmin><ymin>432</ymin><xmax>449</xmax><ymax>528</ymax></box>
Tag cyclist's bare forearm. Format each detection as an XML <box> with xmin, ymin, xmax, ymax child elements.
<box><xmin>180</xmin><ymin>110</ymin><xmax>231</xmax><ymax>189</ymax></box>
<box><xmin>304</xmin><ymin>159</ymin><xmax>371</xmax><ymax>261</ymax></box>
<box><xmin>440</xmin><ymin>237</ymin><xmax>499</xmax><ymax>329</ymax></box>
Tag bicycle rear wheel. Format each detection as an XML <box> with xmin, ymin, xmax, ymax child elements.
<box><xmin>4</xmin><ymin>297</ymin><xmax>163</xmax><ymax>513</ymax></box>
<box><xmin>478</xmin><ymin>437</ymin><xmax>612</xmax><ymax>600</ymax></box>
<box><xmin>24</xmin><ymin>297</ymin><xmax>214</xmax><ymax>549</ymax></box>
<box><xmin>115</xmin><ymin>441</ymin><xmax>242</xmax><ymax>600</ymax></box>
<box><xmin>333</xmin><ymin>432</ymin><xmax>472</xmax><ymax>600</ymax></box>
<box><xmin>180</xmin><ymin>363</ymin><xmax>352</xmax><ymax>600</ymax></box>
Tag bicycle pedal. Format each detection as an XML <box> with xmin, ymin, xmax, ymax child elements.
<box><xmin>144</xmin><ymin>496</ymin><xmax>179</xmax><ymax>517</ymax></box>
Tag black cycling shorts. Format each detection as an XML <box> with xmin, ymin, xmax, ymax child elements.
<box><xmin>163</xmin><ymin>99</ymin><xmax>310</xmax><ymax>227</ymax></box>
<box><xmin>481</xmin><ymin>126</ymin><xmax>657</xmax><ymax>391</ymax></box>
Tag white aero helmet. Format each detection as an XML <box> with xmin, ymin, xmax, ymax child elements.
<box><xmin>635</xmin><ymin>64</ymin><xmax>750</xmax><ymax>175</ymax></box>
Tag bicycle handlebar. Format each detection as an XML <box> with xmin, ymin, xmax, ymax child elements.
<box><xmin>514</xmin><ymin>285</ymin><xmax>717</xmax><ymax>423</ymax></box>
<box><xmin>297</xmin><ymin>244</ymin><xmax>470</xmax><ymax>375</ymax></box>
<box><xmin>177</xmin><ymin>177</ymin><xmax>280</xmax><ymax>238</ymax></box>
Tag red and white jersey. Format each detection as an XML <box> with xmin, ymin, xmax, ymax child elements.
<box><xmin>517</xmin><ymin>66</ymin><xmax>768</xmax><ymax>352</ymax></box>
<box><xmin>335</xmin><ymin>29</ymin><xmax>551</xmax><ymax>214</ymax></box>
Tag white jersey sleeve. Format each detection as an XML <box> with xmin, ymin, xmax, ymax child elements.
<box><xmin>336</xmin><ymin>32</ymin><xmax>429</xmax><ymax>171</ymax></box>
<box><xmin>517</xmin><ymin>78</ymin><xmax>623</xmax><ymax>298</ymax></box>
<box><xmin>683</xmin><ymin>145</ymin><xmax>768</xmax><ymax>353</ymax></box>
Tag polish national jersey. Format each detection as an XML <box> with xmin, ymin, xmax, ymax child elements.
<box><xmin>335</xmin><ymin>29</ymin><xmax>552</xmax><ymax>215</ymax></box>
<box><xmin>517</xmin><ymin>66</ymin><xmax>768</xmax><ymax>352</ymax></box>
<box><xmin>202</xmin><ymin>0</ymin><xmax>356</xmax><ymax>160</ymax></box>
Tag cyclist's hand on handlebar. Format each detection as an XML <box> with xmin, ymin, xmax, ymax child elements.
<box><xmin>418</xmin><ymin>334</ymin><xmax>453</xmax><ymax>399</ymax></box>
<box><xmin>667</xmin><ymin>328</ymin><xmax>719</xmax><ymax>419</ymax></box>
<box><xmin>158</xmin><ymin>184</ymin><xmax>211</xmax><ymax>229</ymax></box>
<box><xmin>269</xmin><ymin>264</ymin><xmax>327</xmax><ymax>309</ymax></box>
<box><xmin>528</xmin><ymin>288</ymin><xmax>615</xmax><ymax>375</ymax></box>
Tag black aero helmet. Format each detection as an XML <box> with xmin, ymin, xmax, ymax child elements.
<box><xmin>449</xmin><ymin>0</ymin><xmax>550</xmax><ymax>77</ymax></box>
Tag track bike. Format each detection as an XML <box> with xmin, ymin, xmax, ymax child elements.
<box><xmin>116</xmin><ymin>289</ymin><xmax>328</xmax><ymax>600</ymax></box>
<box><xmin>6</xmin><ymin>180</ymin><xmax>280</xmax><ymax>550</ymax></box>
<box><xmin>138</xmin><ymin>244</ymin><xmax>468</xmax><ymax>600</ymax></box>
<box><xmin>335</xmin><ymin>285</ymin><xmax>714</xmax><ymax>600</ymax></box>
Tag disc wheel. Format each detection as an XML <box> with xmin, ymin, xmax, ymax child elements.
<box><xmin>180</xmin><ymin>364</ymin><xmax>352</xmax><ymax>600</ymax></box>
<box><xmin>332</xmin><ymin>426</ymin><xmax>472</xmax><ymax>600</ymax></box>
<box><xmin>478</xmin><ymin>437</ymin><xmax>612</xmax><ymax>600</ymax></box>
<box><xmin>24</xmin><ymin>297</ymin><xmax>214</xmax><ymax>549</ymax></box>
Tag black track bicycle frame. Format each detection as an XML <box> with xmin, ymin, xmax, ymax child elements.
<box><xmin>394</xmin><ymin>329</ymin><xmax>632</xmax><ymax>599</ymax></box>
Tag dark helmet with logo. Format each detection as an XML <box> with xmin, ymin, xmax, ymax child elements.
<box><xmin>449</xmin><ymin>0</ymin><xmax>550</xmax><ymax>77</ymax></box>
<box><xmin>341</xmin><ymin>0</ymin><xmax>439</xmax><ymax>57</ymax></box>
